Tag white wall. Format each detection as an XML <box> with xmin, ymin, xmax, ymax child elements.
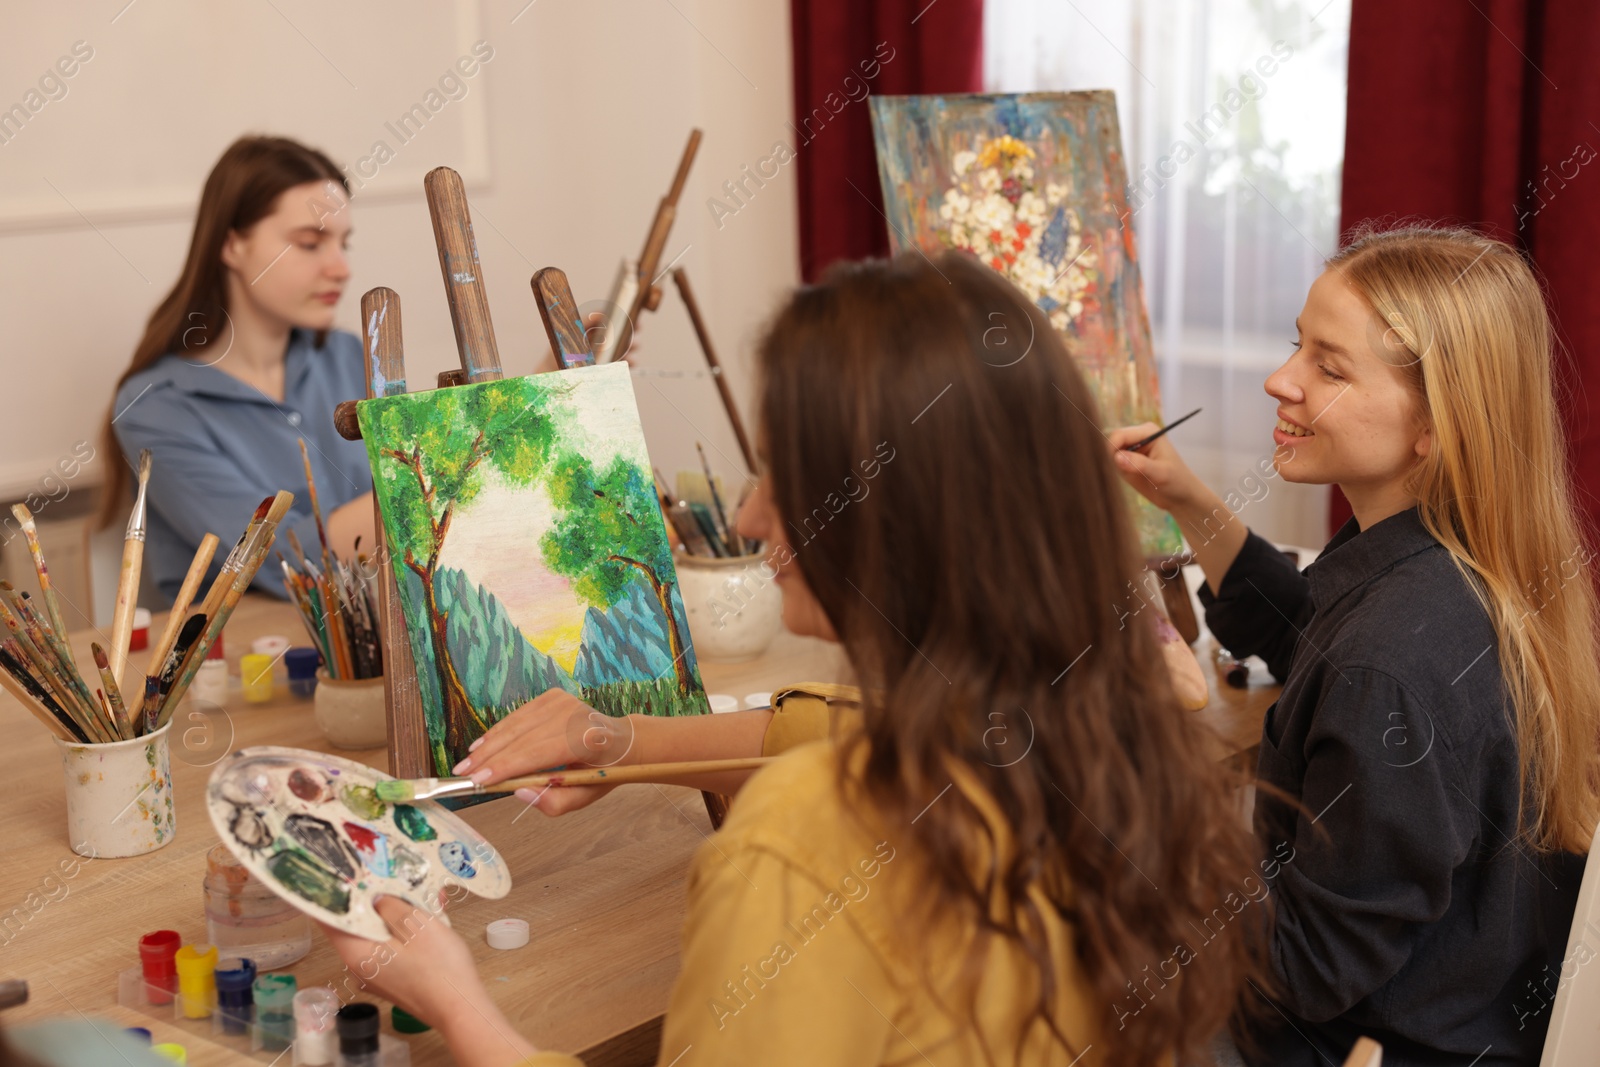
<box><xmin>0</xmin><ymin>0</ymin><xmax>796</xmax><ymax>617</ymax></box>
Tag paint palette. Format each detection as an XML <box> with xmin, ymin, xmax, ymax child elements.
<box><xmin>206</xmin><ymin>747</ymin><xmax>510</xmax><ymax>940</ymax></box>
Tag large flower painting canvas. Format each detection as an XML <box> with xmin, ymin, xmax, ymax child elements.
<box><xmin>357</xmin><ymin>363</ymin><xmax>708</xmax><ymax>782</ymax></box>
<box><xmin>870</xmin><ymin>91</ymin><xmax>1181</xmax><ymax>554</ymax></box>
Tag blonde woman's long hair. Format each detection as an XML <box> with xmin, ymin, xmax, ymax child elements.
<box><xmin>1330</xmin><ymin>224</ymin><xmax>1600</xmax><ymax>854</ymax></box>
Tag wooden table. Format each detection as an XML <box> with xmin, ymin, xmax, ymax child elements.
<box><xmin>0</xmin><ymin>595</ymin><xmax>1276</xmax><ymax>1065</ymax></box>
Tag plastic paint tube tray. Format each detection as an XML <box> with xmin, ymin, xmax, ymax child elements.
<box><xmin>116</xmin><ymin>967</ymin><xmax>410</xmax><ymax>1064</ymax></box>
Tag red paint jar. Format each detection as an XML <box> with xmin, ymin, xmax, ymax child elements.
<box><xmin>137</xmin><ymin>929</ymin><xmax>181</xmax><ymax>1005</ymax></box>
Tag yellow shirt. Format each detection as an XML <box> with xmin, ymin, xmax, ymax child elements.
<box><xmin>520</xmin><ymin>685</ymin><xmax>1104</xmax><ymax>1066</ymax></box>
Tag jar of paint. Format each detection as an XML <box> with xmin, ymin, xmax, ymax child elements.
<box><xmin>130</xmin><ymin>607</ymin><xmax>152</xmax><ymax>651</ymax></box>
<box><xmin>240</xmin><ymin>654</ymin><xmax>274</xmax><ymax>703</ymax></box>
<box><xmin>204</xmin><ymin>844</ymin><xmax>311</xmax><ymax>970</ymax></box>
<box><xmin>137</xmin><ymin>930</ymin><xmax>181</xmax><ymax>1005</ymax></box>
<box><xmin>53</xmin><ymin>719</ymin><xmax>174</xmax><ymax>858</ymax></box>
<box><xmin>674</xmin><ymin>551</ymin><xmax>783</xmax><ymax>662</ymax></box>
<box><xmin>173</xmin><ymin>943</ymin><xmax>217</xmax><ymax>1019</ymax></box>
<box><xmin>293</xmin><ymin>987</ymin><xmax>339</xmax><ymax>1066</ymax></box>
<box><xmin>253</xmin><ymin>973</ymin><xmax>296</xmax><ymax>1052</ymax></box>
<box><xmin>214</xmin><ymin>957</ymin><xmax>256</xmax><ymax>1035</ymax></box>
<box><xmin>190</xmin><ymin>658</ymin><xmax>228</xmax><ymax>708</ymax></box>
<box><xmin>313</xmin><ymin>671</ymin><xmax>387</xmax><ymax>750</ymax></box>
<box><xmin>336</xmin><ymin>1002</ymin><xmax>381</xmax><ymax>1067</ymax></box>
<box><xmin>285</xmin><ymin>647</ymin><xmax>321</xmax><ymax>699</ymax></box>
<box><xmin>251</xmin><ymin>634</ymin><xmax>290</xmax><ymax>659</ymax></box>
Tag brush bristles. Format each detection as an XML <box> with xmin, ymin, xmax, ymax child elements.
<box><xmin>91</xmin><ymin>644</ymin><xmax>109</xmax><ymax>670</ymax></box>
<box><xmin>374</xmin><ymin>780</ymin><xmax>413</xmax><ymax>802</ymax></box>
<box><xmin>137</xmin><ymin>449</ymin><xmax>152</xmax><ymax>483</ymax></box>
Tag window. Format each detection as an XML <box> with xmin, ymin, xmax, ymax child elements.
<box><xmin>986</xmin><ymin>0</ymin><xmax>1352</xmax><ymax>549</ymax></box>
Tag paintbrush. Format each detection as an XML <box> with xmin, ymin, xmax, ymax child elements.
<box><xmin>0</xmin><ymin>598</ymin><xmax>98</xmax><ymax>741</ymax></box>
<box><xmin>0</xmin><ymin>643</ymin><xmax>83</xmax><ymax>742</ymax></box>
<box><xmin>1121</xmin><ymin>408</ymin><xmax>1202</xmax><ymax>453</ymax></box>
<box><xmin>666</xmin><ymin>503</ymin><xmax>715</xmax><ymax>557</ymax></box>
<box><xmin>299</xmin><ymin>439</ymin><xmax>335</xmax><ymax>581</ymax></box>
<box><xmin>695</xmin><ymin>442</ymin><xmax>742</xmax><ymax>555</ymax></box>
<box><xmin>285</xmin><ymin>527</ymin><xmax>311</xmax><ymax>573</ymax></box>
<box><xmin>109</xmin><ymin>449</ymin><xmax>152</xmax><ymax>686</ymax></box>
<box><xmin>140</xmin><ymin>612</ymin><xmax>206</xmax><ymax>732</ymax></box>
<box><xmin>10</xmin><ymin>503</ymin><xmax>78</xmax><ymax>675</ymax></box>
<box><xmin>373</xmin><ymin>756</ymin><xmax>773</xmax><ymax>803</ymax></box>
<box><xmin>0</xmin><ymin>641</ymin><xmax>73</xmax><ymax>724</ymax></box>
<box><xmin>199</xmin><ymin>497</ymin><xmax>273</xmax><ymax>620</ymax></box>
<box><xmin>0</xmin><ymin>659</ymin><xmax>77</xmax><ymax>743</ymax></box>
<box><xmin>148</xmin><ymin>533</ymin><xmax>218</xmax><ymax>672</ymax></box>
<box><xmin>91</xmin><ymin>643</ymin><xmax>133</xmax><ymax>740</ymax></box>
<box><xmin>155</xmin><ymin>490</ymin><xmax>294</xmax><ymax>730</ymax></box>
<box><xmin>6</xmin><ymin>586</ymin><xmax>107</xmax><ymax>740</ymax></box>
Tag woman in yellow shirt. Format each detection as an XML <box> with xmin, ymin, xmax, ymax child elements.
<box><xmin>320</xmin><ymin>252</ymin><xmax>1268</xmax><ymax>1066</ymax></box>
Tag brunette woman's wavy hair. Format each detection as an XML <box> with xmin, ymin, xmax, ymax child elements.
<box><xmin>756</xmin><ymin>252</ymin><xmax>1268</xmax><ymax>1065</ymax></box>
<box><xmin>95</xmin><ymin>135</ymin><xmax>347</xmax><ymax>528</ymax></box>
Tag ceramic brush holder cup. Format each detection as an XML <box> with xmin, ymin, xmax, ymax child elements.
<box><xmin>676</xmin><ymin>551</ymin><xmax>783</xmax><ymax>663</ymax></box>
<box><xmin>53</xmin><ymin>720</ymin><xmax>174</xmax><ymax>858</ymax></box>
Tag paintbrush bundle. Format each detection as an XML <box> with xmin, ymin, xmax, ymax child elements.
<box><xmin>282</xmin><ymin>440</ymin><xmax>382</xmax><ymax>681</ymax></box>
<box><xmin>279</xmin><ymin>544</ymin><xmax>382</xmax><ymax>681</ymax></box>
<box><xmin>664</xmin><ymin>448</ymin><xmax>752</xmax><ymax>559</ymax></box>
<box><xmin>0</xmin><ymin>490</ymin><xmax>293</xmax><ymax>744</ymax></box>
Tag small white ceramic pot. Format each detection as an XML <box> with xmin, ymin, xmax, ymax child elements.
<box><xmin>53</xmin><ymin>720</ymin><xmax>175</xmax><ymax>858</ymax></box>
<box><xmin>676</xmin><ymin>551</ymin><xmax>783</xmax><ymax>663</ymax></box>
<box><xmin>313</xmin><ymin>671</ymin><xmax>388</xmax><ymax>750</ymax></box>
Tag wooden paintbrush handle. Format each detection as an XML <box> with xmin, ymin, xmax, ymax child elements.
<box><xmin>673</xmin><ymin>267</ymin><xmax>757</xmax><ymax>474</ymax></box>
<box><xmin>149</xmin><ymin>533</ymin><xmax>218</xmax><ymax>670</ymax></box>
<box><xmin>424</xmin><ymin>167</ymin><xmax>502</xmax><ymax>384</ymax></box>
<box><xmin>501</xmin><ymin>756</ymin><xmax>771</xmax><ymax>791</ymax></box>
<box><xmin>531</xmin><ymin>267</ymin><xmax>595</xmax><ymax>370</ymax></box>
<box><xmin>108</xmin><ymin>538</ymin><xmax>144</xmax><ymax>686</ymax></box>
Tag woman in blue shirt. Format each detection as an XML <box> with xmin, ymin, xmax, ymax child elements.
<box><xmin>98</xmin><ymin>135</ymin><xmax>372</xmax><ymax>601</ymax></box>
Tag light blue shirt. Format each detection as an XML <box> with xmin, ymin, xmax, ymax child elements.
<box><xmin>111</xmin><ymin>328</ymin><xmax>373</xmax><ymax>602</ymax></box>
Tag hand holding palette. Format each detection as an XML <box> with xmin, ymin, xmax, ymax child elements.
<box><xmin>206</xmin><ymin>747</ymin><xmax>510</xmax><ymax>941</ymax></box>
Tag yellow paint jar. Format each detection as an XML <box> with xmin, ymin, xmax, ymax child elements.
<box><xmin>241</xmin><ymin>654</ymin><xmax>274</xmax><ymax>703</ymax></box>
<box><xmin>174</xmin><ymin>943</ymin><xmax>217</xmax><ymax>1019</ymax></box>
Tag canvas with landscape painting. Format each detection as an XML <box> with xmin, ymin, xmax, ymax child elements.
<box><xmin>357</xmin><ymin>362</ymin><xmax>708</xmax><ymax>780</ymax></box>
<box><xmin>870</xmin><ymin>90</ymin><xmax>1181</xmax><ymax>554</ymax></box>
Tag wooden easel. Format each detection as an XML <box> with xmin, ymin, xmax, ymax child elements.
<box><xmin>332</xmin><ymin>167</ymin><xmax>728</xmax><ymax>826</ymax></box>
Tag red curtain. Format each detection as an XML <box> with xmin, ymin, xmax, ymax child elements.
<box><xmin>790</xmin><ymin>0</ymin><xmax>986</xmax><ymax>282</ymax></box>
<box><xmin>1335</xmin><ymin>0</ymin><xmax>1600</xmax><ymax>536</ymax></box>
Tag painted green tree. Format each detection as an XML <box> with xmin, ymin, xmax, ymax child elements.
<box><xmin>540</xmin><ymin>450</ymin><xmax>693</xmax><ymax>695</ymax></box>
<box><xmin>360</xmin><ymin>381</ymin><xmax>570</xmax><ymax>759</ymax></box>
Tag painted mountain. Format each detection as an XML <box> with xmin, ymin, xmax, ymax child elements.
<box><xmin>358</xmin><ymin>363</ymin><xmax>711</xmax><ymax>781</ymax></box>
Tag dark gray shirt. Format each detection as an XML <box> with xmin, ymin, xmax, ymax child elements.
<box><xmin>1201</xmin><ymin>508</ymin><xmax>1583</xmax><ymax>1066</ymax></box>
<box><xmin>111</xmin><ymin>329</ymin><xmax>372</xmax><ymax>602</ymax></box>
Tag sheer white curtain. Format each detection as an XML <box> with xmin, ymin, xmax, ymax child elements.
<box><xmin>985</xmin><ymin>0</ymin><xmax>1352</xmax><ymax>550</ymax></box>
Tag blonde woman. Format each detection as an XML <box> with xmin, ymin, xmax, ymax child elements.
<box><xmin>1111</xmin><ymin>225</ymin><xmax>1600</xmax><ymax>1065</ymax></box>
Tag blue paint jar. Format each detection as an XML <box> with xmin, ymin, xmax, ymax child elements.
<box><xmin>214</xmin><ymin>957</ymin><xmax>256</xmax><ymax>1035</ymax></box>
<box><xmin>286</xmin><ymin>647</ymin><xmax>322</xmax><ymax>699</ymax></box>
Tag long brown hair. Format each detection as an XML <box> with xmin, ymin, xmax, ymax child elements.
<box><xmin>95</xmin><ymin>135</ymin><xmax>347</xmax><ymax>528</ymax></box>
<box><xmin>757</xmin><ymin>252</ymin><xmax>1267</xmax><ymax>1065</ymax></box>
<box><xmin>1330</xmin><ymin>225</ymin><xmax>1600</xmax><ymax>853</ymax></box>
